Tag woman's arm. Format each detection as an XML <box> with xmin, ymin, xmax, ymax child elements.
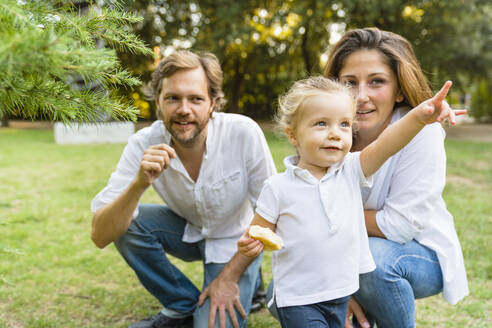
<box><xmin>364</xmin><ymin>210</ymin><xmax>386</xmax><ymax>238</ymax></box>
<box><xmin>366</xmin><ymin>117</ymin><xmax>454</xmax><ymax>244</ymax></box>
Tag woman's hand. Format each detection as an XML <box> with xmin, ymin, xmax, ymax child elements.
<box><xmin>345</xmin><ymin>297</ymin><xmax>370</xmax><ymax>328</ymax></box>
<box><xmin>237</xmin><ymin>230</ymin><xmax>264</xmax><ymax>258</ymax></box>
<box><xmin>413</xmin><ymin>81</ymin><xmax>467</xmax><ymax>126</ymax></box>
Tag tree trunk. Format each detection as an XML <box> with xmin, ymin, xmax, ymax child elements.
<box><xmin>1</xmin><ymin>112</ymin><xmax>9</xmax><ymax>127</ymax></box>
<box><xmin>301</xmin><ymin>23</ymin><xmax>312</xmax><ymax>75</ymax></box>
<box><xmin>230</xmin><ymin>57</ymin><xmax>244</xmax><ymax>113</ymax></box>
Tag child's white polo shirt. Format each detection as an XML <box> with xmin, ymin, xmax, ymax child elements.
<box><xmin>256</xmin><ymin>152</ymin><xmax>376</xmax><ymax>307</ymax></box>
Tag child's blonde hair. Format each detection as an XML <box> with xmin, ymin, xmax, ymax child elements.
<box><xmin>276</xmin><ymin>76</ymin><xmax>356</xmax><ymax>132</ymax></box>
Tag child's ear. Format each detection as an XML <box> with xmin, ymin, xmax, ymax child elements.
<box><xmin>285</xmin><ymin>127</ymin><xmax>297</xmax><ymax>146</ymax></box>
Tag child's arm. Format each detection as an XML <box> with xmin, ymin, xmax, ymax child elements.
<box><xmin>360</xmin><ymin>81</ymin><xmax>466</xmax><ymax>177</ymax></box>
<box><xmin>237</xmin><ymin>213</ymin><xmax>276</xmax><ymax>258</ymax></box>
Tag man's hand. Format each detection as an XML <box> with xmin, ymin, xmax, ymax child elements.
<box><xmin>136</xmin><ymin>144</ymin><xmax>176</xmax><ymax>189</ymax></box>
<box><xmin>345</xmin><ymin>297</ymin><xmax>370</xmax><ymax>328</ymax></box>
<box><xmin>198</xmin><ymin>275</ymin><xmax>246</xmax><ymax>328</ymax></box>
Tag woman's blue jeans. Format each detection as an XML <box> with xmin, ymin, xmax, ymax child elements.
<box><xmin>352</xmin><ymin>237</ymin><xmax>443</xmax><ymax>328</ymax></box>
<box><xmin>114</xmin><ymin>204</ymin><xmax>263</xmax><ymax>328</ymax></box>
<box><xmin>267</xmin><ymin>237</ymin><xmax>443</xmax><ymax>328</ymax></box>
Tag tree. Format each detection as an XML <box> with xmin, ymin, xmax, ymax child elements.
<box><xmin>339</xmin><ymin>0</ymin><xmax>492</xmax><ymax>88</ymax></box>
<box><xmin>471</xmin><ymin>78</ymin><xmax>492</xmax><ymax>121</ymax></box>
<box><xmin>117</xmin><ymin>0</ymin><xmax>492</xmax><ymax>119</ymax></box>
<box><xmin>118</xmin><ymin>0</ymin><xmax>343</xmax><ymax>118</ymax></box>
<box><xmin>0</xmin><ymin>0</ymin><xmax>153</xmax><ymax>124</ymax></box>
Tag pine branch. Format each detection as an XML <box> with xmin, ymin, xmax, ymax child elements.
<box><xmin>0</xmin><ymin>0</ymin><xmax>153</xmax><ymax>124</ymax></box>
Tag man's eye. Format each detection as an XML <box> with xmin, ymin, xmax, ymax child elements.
<box><xmin>192</xmin><ymin>97</ymin><xmax>204</xmax><ymax>103</ymax></box>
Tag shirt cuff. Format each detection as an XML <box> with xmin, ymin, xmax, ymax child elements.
<box><xmin>375</xmin><ymin>209</ymin><xmax>418</xmax><ymax>244</ymax></box>
<box><xmin>255</xmin><ymin>207</ymin><xmax>277</xmax><ymax>224</ymax></box>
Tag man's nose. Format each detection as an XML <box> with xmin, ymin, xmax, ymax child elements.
<box><xmin>176</xmin><ymin>99</ymin><xmax>192</xmax><ymax>114</ymax></box>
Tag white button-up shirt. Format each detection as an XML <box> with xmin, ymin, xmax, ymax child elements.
<box><xmin>91</xmin><ymin>113</ymin><xmax>277</xmax><ymax>263</ymax></box>
<box><xmin>362</xmin><ymin>107</ymin><xmax>469</xmax><ymax>304</ymax></box>
<box><xmin>257</xmin><ymin>153</ymin><xmax>375</xmax><ymax>307</ymax></box>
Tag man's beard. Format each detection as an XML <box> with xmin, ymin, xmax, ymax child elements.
<box><xmin>167</xmin><ymin>115</ymin><xmax>209</xmax><ymax>146</ymax></box>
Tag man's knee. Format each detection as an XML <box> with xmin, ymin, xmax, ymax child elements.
<box><xmin>113</xmin><ymin>218</ymin><xmax>156</xmax><ymax>260</ymax></box>
<box><xmin>193</xmin><ymin>299</ymin><xmax>247</xmax><ymax>328</ymax></box>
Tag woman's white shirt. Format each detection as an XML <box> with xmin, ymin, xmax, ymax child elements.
<box><xmin>362</xmin><ymin>107</ymin><xmax>469</xmax><ymax>304</ymax></box>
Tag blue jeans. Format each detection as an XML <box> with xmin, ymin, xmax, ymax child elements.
<box><xmin>267</xmin><ymin>238</ymin><xmax>443</xmax><ymax>328</ymax></box>
<box><xmin>277</xmin><ymin>296</ymin><xmax>350</xmax><ymax>328</ymax></box>
<box><xmin>114</xmin><ymin>204</ymin><xmax>263</xmax><ymax>328</ymax></box>
<box><xmin>352</xmin><ymin>237</ymin><xmax>443</xmax><ymax>328</ymax></box>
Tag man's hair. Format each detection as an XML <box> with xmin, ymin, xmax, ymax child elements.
<box><xmin>145</xmin><ymin>49</ymin><xmax>226</xmax><ymax>111</ymax></box>
<box><xmin>276</xmin><ymin>76</ymin><xmax>356</xmax><ymax>132</ymax></box>
<box><xmin>323</xmin><ymin>27</ymin><xmax>433</xmax><ymax>108</ymax></box>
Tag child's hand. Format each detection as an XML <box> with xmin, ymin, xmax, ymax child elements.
<box><xmin>413</xmin><ymin>81</ymin><xmax>467</xmax><ymax>125</ymax></box>
<box><xmin>237</xmin><ymin>230</ymin><xmax>264</xmax><ymax>258</ymax></box>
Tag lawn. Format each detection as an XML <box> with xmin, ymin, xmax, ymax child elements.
<box><xmin>0</xmin><ymin>128</ymin><xmax>490</xmax><ymax>327</ymax></box>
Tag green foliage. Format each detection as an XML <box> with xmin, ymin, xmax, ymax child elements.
<box><xmin>0</xmin><ymin>0</ymin><xmax>154</xmax><ymax>123</ymax></box>
<box><xmin>118</xmin><ymin>0</ymin><xmax>492</xmax><ymax>119</ymax></box>
<box><xmin>471</xmin><ymin>78</ymin><xmax>492</xmax><ymax>121</ymax></box>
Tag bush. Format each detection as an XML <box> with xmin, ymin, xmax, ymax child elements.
<box><xmin>470</xmin><ymin>78</ymin><xmax>492</xmax><ymax>122</ymax></box>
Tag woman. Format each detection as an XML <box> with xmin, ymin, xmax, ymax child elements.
<box><xmin>323</xmin><ymin>27</ymin><xmax>469</xmax><ymax>327</ymax></box>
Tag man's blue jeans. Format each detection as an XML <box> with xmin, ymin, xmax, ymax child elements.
<box><xmin>352</xmin><ymin>237</ymin><xmax>443</xmax><ymax>328</ymax></box>
<box><xmin>114</xmin><ymin>204</ymin><xmax>262</xmax><ymax>328</ymax></box>
<box><xmin>267</xmin><ymin>237</ymin><xmax>443</xmax><ymax>328</ymax></box>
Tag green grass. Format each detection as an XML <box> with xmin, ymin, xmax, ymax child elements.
<box><xmin>0</xmin><ymin>129</ymin><xmax>490</xmax><ymax>327</ymax></box>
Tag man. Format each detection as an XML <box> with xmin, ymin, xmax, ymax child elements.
<box><xmin>90</xmin><ymin>50</ymin><xmax>276</xmax><ymax>328</ymax></box>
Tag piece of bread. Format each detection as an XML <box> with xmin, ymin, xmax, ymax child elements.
<box><xmin>248</xmin><ymin>225</ymin><xmax>283</xmax><ymax>251</ymax></box>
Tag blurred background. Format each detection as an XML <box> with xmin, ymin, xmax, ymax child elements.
<box><xmin>2</xmin><ymin>0</ymin><xmax>491</xmax><ymax>126</ymax></box>
<box><xmin>118</xmin><ymin>0</ymin><xmax>492</xmax><ymax>121</ymax></box>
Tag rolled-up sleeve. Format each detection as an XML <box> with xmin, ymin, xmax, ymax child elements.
<box><xmin>90</xmin><ymin>135</ymin><xmax>144</xmax><ymax>216</ymax></box>
<box><xmin>375</xmin><ymin>124</ymin><xmax>447</xmax><ymax>244</ymax></box>
<box><xmin>245</xmin><ymin>122</ymin><xmax>277</xmax><ymax>206</ymax></box>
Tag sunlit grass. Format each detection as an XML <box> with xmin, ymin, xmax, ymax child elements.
<box><xmin>0</xmin><ymin>129</ymin><xmax>490</xmax><ymax>327</ymax></box>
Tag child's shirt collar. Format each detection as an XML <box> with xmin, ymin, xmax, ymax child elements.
<box><xmin>283</xmin><ymin>155</ymin><xmax>345</xmax><ymax>184</ymax></box>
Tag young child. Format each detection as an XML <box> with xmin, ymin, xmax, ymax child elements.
<box><xmin>237</xmin><ymin>77</ymin><xmax>463</xmax><ymax>328</ymax></box>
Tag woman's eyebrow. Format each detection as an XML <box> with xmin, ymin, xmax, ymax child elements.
<box><xmin>340</xmin><ymin>72</ymin><xmax>389</xmax><ymax>78</ymax></box>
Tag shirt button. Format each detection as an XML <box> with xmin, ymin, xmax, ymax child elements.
<box><xmin>329</xmin><ymin>225</ymin><xmax>338</xmax><ymax>234</ymax></box>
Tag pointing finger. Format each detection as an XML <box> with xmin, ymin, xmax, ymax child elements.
<box><xmin>454</xmin><ymin>109</ymin><xmax>467</xmax><ymax>116</ymax></box>
<box><xmin>433</xmin><ymin>81</ymin><xmax>452</xmax><ymax>104</ymax></box>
